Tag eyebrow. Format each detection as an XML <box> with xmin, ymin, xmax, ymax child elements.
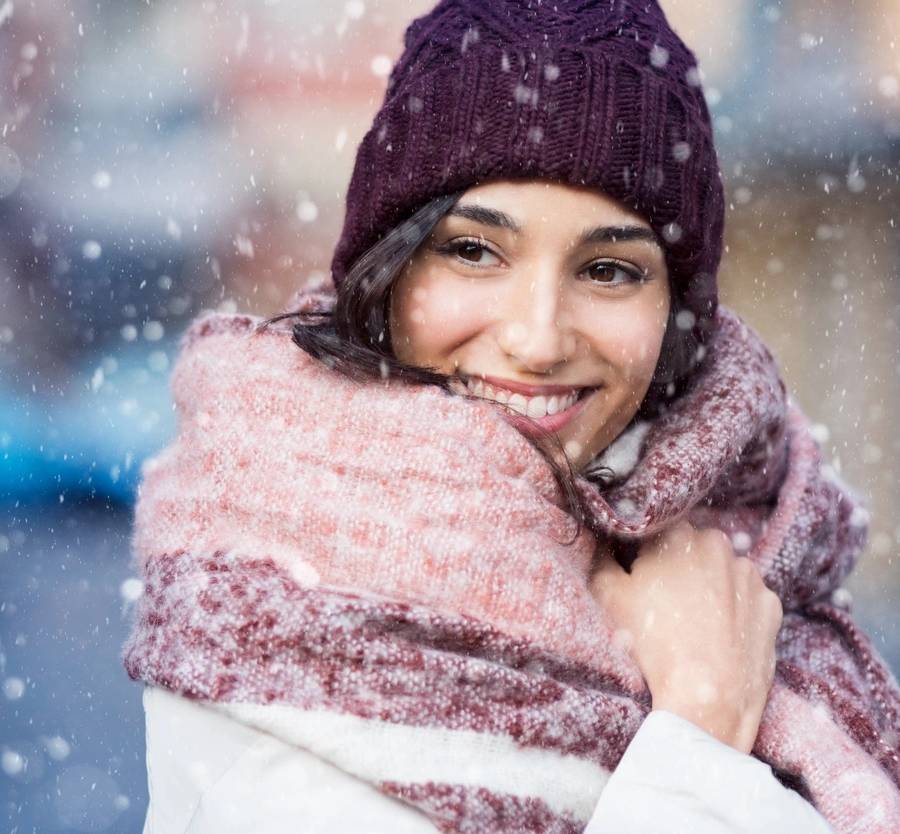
<box><xmin>446</xmin><ymin>203</ymin><xmax>662</xmax><ymax>248</ymax></box>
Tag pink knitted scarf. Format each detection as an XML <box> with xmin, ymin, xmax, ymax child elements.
<box><xmin>123</xmin><ymin>301</ymin><xmax>900</xmax><ymax>834</ymax></box>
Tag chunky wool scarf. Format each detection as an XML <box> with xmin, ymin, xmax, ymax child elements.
<box><xmin>123</xmin><ymin>296</ymin><xmax>900</xmax><ymax>834</ymax></box>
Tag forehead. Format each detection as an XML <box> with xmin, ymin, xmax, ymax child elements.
<box><xmin>443</xmin><ymin>178</ymin><xmax>662</xmax><ymax>251</ymax></box>
<box><xmin>452</xmin><ymin>178</ymin><xmax>652</xmax><ymax>229</ymax></box>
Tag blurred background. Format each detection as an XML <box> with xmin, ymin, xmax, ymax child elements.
<box><xmin>1</xmin><ymin>0</ymin><xmax>899</xmax><ymax>830</ymax></box>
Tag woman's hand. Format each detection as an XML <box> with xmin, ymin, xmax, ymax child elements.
<box><xmin>590</xmin><ymin>521</ymin><xmax>783</xmax><ymax>754</ymax></box>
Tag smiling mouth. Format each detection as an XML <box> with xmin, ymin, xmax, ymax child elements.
<box><xmin>450</xmin><ymin>374</ymin><xmax>597</xmax><ymax>420</ymax></box>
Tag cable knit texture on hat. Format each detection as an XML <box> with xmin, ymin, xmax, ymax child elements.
<box><xmin>331</xmin><ymin>0</ymin><xmax>724</xmax><ymax>338</ymax></box>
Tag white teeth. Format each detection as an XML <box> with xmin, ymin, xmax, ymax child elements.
<box><xmin>461</xmin><ymin>377</ymin><xmax>585</xmax><ymax>419</ymax></box>
<box><xmin>526</xmin><ymin>396</ymin><xmax>547</xmax><ymax>418</ymax></box>
<box><xmin>507</xmin><ymin>393</ymin><xmax>528</xmax><ymax>415</ymax></box>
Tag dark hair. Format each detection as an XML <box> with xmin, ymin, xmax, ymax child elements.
<box><xmin>260</xmin><ymin>190</ymin><xmax>700</xmax><ymax>546</ymax></box>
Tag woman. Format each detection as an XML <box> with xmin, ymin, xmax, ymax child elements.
<box><xmin>124</xmin><ymin>1</ymin><xmax>900</xmax><ymax>832</ymax></box>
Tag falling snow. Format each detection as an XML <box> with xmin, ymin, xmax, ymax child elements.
<box><xmin>0</xmin><ymin>2</ymin><xmax>899</xmax><ymax>832</ymax></box>
<box><xmin>82</xmin><ymin>240</ymin><xmax>102</xmax><ymax>260</ymax></box>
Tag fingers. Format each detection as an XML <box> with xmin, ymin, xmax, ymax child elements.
<box><xmin>589</xmin><ymin>548</ymin><xmax>627</xmax><ymax>602</ymax></box>
<box><xmin>640</xmin><ymin>520</ymin><xmax>715</xmax><ymax>571</ymax></box>
<box><xmin>592</xmin><ymin>522</ymin><xmax>782</xmax><ymax>616</ymax></box>
<box><xmin>593</xmin><ymin>549</ymin><xmax>627</xmax><ymax>577</ymax></box>
<box><xmin>589</xmin><ymin>519</ymin><xmax>786</xmax><ymax>745</ymax></box>
<box><xmin>645</xmin><ymin>519</ymin><xmax>695</xmax><ymax>555</ymax></box>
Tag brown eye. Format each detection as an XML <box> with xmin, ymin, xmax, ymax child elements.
<box><xmin>433</xmin><ymin>238</ymin><xmax>502</xmax><ymax>268</ymax></box>
<box><xmin>457</xmin><ymin>241</ymin><xmax>489</xmax><ymax>263</ymax></box>
<box><xmin>584</xmin><ymin>260</ymin><xmax>645</xmax><ymax>285</ymax></box>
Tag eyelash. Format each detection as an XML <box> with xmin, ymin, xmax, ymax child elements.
<box><xmin>433</xmin><ymin>238</ymin><xmax>648</xmax><ymax>285</ymax></box>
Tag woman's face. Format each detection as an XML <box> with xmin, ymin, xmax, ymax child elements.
<box><xmin>389</xmin><ymin>179</ymin><xmax>671</xmax><ymax>471</ymax></box>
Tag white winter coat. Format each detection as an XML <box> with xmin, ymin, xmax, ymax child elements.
<box><xmin>140</xmin><ymin>686</ymin><xmax>835</xmax><ymax>833</ymax></box>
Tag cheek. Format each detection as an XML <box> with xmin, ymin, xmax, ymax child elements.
<box><xmin>391</xmin><ymin>269</ymin><xmax>493</xmax><ymax>365</ymax></box>
<box><xmin>587</xmin><ymin>302</ymin><xmax>669</xmax><ymax>381</ymax></box>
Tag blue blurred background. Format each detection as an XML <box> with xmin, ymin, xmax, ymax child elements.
<box><xmin>2</xmin><ymin>0</ymin><xmax>900</xmax><ymax>830</ymax></box>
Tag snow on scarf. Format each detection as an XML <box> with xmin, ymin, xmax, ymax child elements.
<box><xmin>123</xmin><ymin>297</ymin><xmax>900</xmax><ymax>834</ymax></box>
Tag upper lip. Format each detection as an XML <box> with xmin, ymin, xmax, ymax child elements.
<box><xmin>461</xmin><ymin>373</ymin><xmax>595</xmax><ymax>397</ymax></box>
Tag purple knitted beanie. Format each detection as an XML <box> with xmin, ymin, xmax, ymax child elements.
<box><xmin>330</xmin><ymin>0</ymin><xmax>725</xmax><ymax>338</ymax></box>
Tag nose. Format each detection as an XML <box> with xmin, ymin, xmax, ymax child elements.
<box><xmin>496</xmin><ymin>270</ymin><xmax>575</xmax><ymax>374</ymax></box>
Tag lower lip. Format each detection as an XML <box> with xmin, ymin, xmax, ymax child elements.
<box><xmin>498</xmin><ymin>390</ymin><xmax>596</xmax><ymax>436</ymax></box>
